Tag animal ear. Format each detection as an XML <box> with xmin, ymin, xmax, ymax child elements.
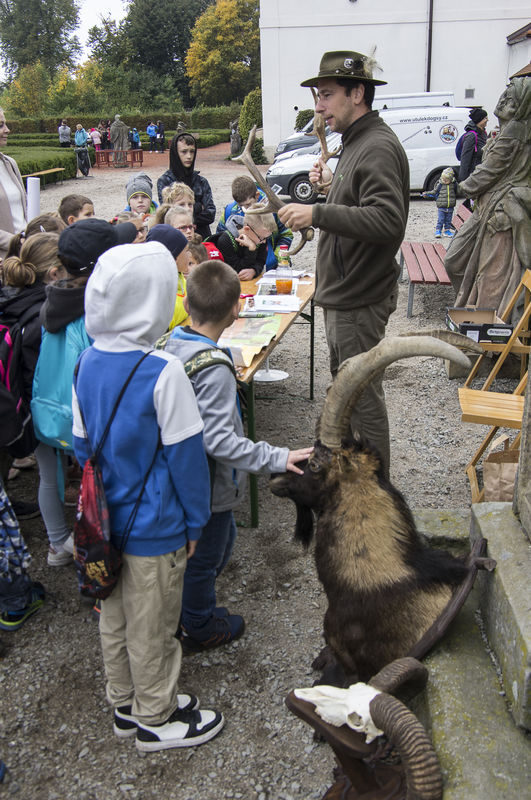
<box><xmin>294</xmin><ymin>503</ymin><xmax>314</xmax><ymax>548</ymax></box>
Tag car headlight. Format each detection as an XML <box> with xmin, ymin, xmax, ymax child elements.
<box><xmin>267</xmin><ymin>164</ymin><xmax>287</xmax><ymax>176</ymax></box>
<box><xmin>275</xmin><ymin>143</ymin><xmax>286</xmax><ymax>153</ymax></box>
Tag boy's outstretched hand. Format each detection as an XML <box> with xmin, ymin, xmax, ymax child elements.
<box><xmin>286</xmin><ymin>447</ymin><xmax>314</xmax><ymax>474</ymax></box>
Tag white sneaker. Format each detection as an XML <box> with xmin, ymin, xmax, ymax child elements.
<box><xmin>113</xmin><ymin>694</ymin><xmax>200</xmax><ymax>738</ymax></box>
<box><xmin>135</xmin><ymin>707</ymin><xmax>224</xmax><ymax>751</ymax></box>
<box><xmin>62</xmin><ymin>534</ymin><xmax>74</xmax><ymax>554</ymax></box>
<box><xmin>47</xmin><ymin>540</ymin><xmax>73</xmax><ymax>566</ymax></box>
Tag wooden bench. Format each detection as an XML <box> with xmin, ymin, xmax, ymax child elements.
<box><xmin>452</xmin><ymin>202</ymin><xmax>472</xmax><ymax>232</ymax></box>
<box><xmin>94</xmin><ymin>149</ymin><xmax>144</xmax><ymax>168</ymax></box>
<box><xmin>399</xmin><ymin>240</ymin><xmax>450</xmax><ymax>317</ymax></box>
<box><xmin>399</xmin><ymin>203</ymin><xmax>473</xmax><ymax>317</ymax></box>
<box><xmin>22</xmin><ymin>167</ymin><xmax>65</xmax><ymax>187</ymax></box>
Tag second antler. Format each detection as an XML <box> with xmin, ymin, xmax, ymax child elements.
<box><xmin>232</xmin><ymin>125</ymin><xmax>315</xmax><ymax>256</ymax></box>
<box><xmin>309</xmin><ymin>87</ymin><xmax>342</xmax><ymax>193</ymax></box>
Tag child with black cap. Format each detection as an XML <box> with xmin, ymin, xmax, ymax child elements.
<box><xmin>31</xmin><ymin>218</ymin><xmax>139</xmax><ymax>567</ymax></box>
<box><xmin>145</xmin><ymin>224</ymin><xmax>190</xmax><ymax>329</ymax></box>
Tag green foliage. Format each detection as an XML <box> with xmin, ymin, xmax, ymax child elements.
<box><xmin>238</xmin><ymin>88</ymin><xmax>262</xmax><ymax>143</ymax></box>
<box><xmin>186</xmin><ymin>0</ymin><xmax>260</xmax><ymax>105</ymax></box>
<box><xmin>188</xmin><ymin>103</ymin><xmax>241</xmax><ymax>128</ymax></box>
<box><xmin>250</xmin><ymin>137</ymin><xmax>267</xmax><ymax>165</ymax></box>
<box><xmin>87</xmin><ymin>0</ymin><xmax>213</xmax><ymax>107</ymax></box>
<box><xmin>0</xmin><ymin>0</ymin><xmax>80</xmax><ymax>78</ymax></box>
<box><xmin>295</xmin><ymin>109</ymin><xmax>314</xmax><ymax>131</ymax></box>
<box><xmin>2</xmin><ymin>62</ymin><xmax>51</xmax><ymax>117</ymax></box>
<box><xmin>2</xmin><ymin>147</ymin><xmax>78</xmax><ymax>182</ymax></box>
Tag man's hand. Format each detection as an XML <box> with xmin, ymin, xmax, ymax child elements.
<box><xmin>277</xmin><ymin>204</ymin><xmax>314</xmax><ymax>231</ymax></box>
<box><xmin>239</xmin><ymin>268</ymin><xmax>256</xmax><ymax>281</ymax></box>
<box><xmin>186</xmin><ymin>539</ymin><xmax>197</xmax><ymax>559</ymax></box>
<box><xmin>286</xmin><ymin>447</ymin><xmax>314</xmax><ymax>474</ymax></box>
<box><xmin>309</xmin><ymin>157</ymin><xmax>333</xmax><ymax>191</ymax></box>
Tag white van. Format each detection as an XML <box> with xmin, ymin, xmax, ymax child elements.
<box><xmin>267</xmin><ymin>105</ymin><xmax>471</xmax><ymax>202</ymax></box>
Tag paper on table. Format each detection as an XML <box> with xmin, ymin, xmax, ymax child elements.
<box><xmin>253</xmin><ymin>293</ymin><xmax>301</xmax><ymax>313</ymax></box>
<box><xmin>218</xmin><ymin>316</ymin><xmax>281</xmax><ymax>367</ymax></box>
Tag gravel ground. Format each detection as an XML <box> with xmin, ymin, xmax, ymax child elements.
<box><xmin>1</xmin><ymin>145</ymin><xmax>506</xmax><ymax>799</ymax></box>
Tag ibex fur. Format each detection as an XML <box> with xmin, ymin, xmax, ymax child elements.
<box><xmin>270</xmin><ymin>333</ymin><xmax>481</xmax><ymax>684</ymax></box>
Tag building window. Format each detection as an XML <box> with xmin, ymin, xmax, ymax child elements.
<box><xmin>465</xmin><ymin>88</ymin><xmax>475</xmax><ymax>99</ymax></box>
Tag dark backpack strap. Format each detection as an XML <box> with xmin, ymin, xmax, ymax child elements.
<box><xmin>74</xmin><ymin>350</ymin><xmax>153</xmax><ymax>459</ymax></box>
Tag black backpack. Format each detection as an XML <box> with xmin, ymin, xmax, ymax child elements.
<box><xmin>0</xmin><ymin>306</ymin><xmax>40</xmax><ymax>453</ymax></box>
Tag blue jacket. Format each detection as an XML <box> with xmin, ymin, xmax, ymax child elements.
<box><xmin>216</xmin><ymin>188</ymin><xmax>293</xmax><ymax>270</ymax></box>
<box><xmin>74</xmin><ymin>128</ymin><xmax>88</xmax><ymax>147</ymax></box>
<box><xmin>72</xmin><ymin>241</ymin><xmax>211</xmax><ymax>557</ymax></box>
<box><xmin>146</xmin><ymin>123</ymin><xmax>157</xmax><ymax>138</ymax></box>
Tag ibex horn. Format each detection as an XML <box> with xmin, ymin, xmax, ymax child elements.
<box><xmin>317</xmin><ymin>331</ymin><xmax>482</xmax><ymax>450</ymax></box>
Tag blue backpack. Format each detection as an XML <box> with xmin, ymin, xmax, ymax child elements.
<box><xmin>455</xmin><ymin>130</ymin><xmax>478</xmax><ymax>160</ymax></box>
<box><xmin>31</xmin><ymin>317</ymin><xmax>92</xmax><ymax>453</ymax></box>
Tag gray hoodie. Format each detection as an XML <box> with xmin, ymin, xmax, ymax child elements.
<box><xmin>165</xmin><ymin>327</ymin><xmax>289</xmax><ymax>512</ymax></box>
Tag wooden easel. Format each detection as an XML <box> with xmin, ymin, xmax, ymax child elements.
<box><xmin>459</xmin><ymin>269</ymin><xmax>531</xmax><ymax>502</ymax></box>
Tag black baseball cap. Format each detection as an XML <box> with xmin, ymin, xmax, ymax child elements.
<box><xmin>58</xmin><ymin>218</ymin><xmax>138</xmax><ymax>275</ymax></box>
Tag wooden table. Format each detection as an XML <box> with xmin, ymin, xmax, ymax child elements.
<box><xmin>237</xmin><ymin>275</ymin><xmax>315</xmax><ymax>526</ymax></box>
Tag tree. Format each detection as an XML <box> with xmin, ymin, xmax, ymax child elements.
<box><xmin>88</xmin><ymin>0</ymin><xmax>212</xmax><ymax>106</ymax></box>
<box><xmin>87</xmin><ymin>16</ymin><xmax>132</xmax><ymax>69</ymax></box>
<box><xmin>0</xmin><ymin>0</ymin><xmax>80</xmax><ymax>78</ymax></box>
<box><xmin>185</xmin><ymin>0</ymin><xmax>260</xmax><ymax>105</ymax></box>
<box><xmin>2</xmin><ymin>62</ymin><xmax>50</xmax><ymax>116</ymax></box>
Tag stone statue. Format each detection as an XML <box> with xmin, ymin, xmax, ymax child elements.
<box><xmin>444</xmin><ymin>67</ymin><xmax>531</xmax><ymax>317</ymax></box>
<box><xmin>110</xmin><ymin>114</ymin><xmax>130</xmax><ymax>166</ymax></box>
<box><xmin>230</xmin><ymin>119</ymin><xmax>242</xmax><ymax>156</ymax></box>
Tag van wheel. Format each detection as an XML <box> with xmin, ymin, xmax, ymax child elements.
<box><xmin>425</xmin><ymin>170</ymin><xmax>443</xmax><ymax>192</ymax></box>
<box><xmin>289</xmin><ymin>176</ymin><xmax>317</xmax><ymax>204</ymax></box>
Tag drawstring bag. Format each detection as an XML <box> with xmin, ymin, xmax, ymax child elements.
<box><xmin>73</xmin><ymin>352</ymin><xmax>158</xmax><ymax>599</ymax></box>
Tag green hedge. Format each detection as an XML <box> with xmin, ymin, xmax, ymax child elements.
<box><xmin>1</xmin><ymin>147</ymin><xmax>94</xmax><ymax>184</ymax></box>
<box><xmin>6</xmin><ymin>128</ymin><xmax>230</xmax><ymax>151</ymax></box>
<box><xmin>6</xmin><ymin>107</ymin><xmax>241</xmax><ymax>134</ymax></box>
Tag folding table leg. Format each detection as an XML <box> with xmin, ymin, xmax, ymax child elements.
<box><xmin>245</xmin><ymin>380</ymin><xmax>259</xmax><ymax>528</ymax></box>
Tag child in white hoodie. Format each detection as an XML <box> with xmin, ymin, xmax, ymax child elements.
<box><xmin>72</xmin><ymin>241</ymin><xmax>224</xmax><ymax>752</ymax></box>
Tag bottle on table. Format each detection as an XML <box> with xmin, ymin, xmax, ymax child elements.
<box><xmin>275</xmin><ymin>245</ymin><xmax>293</xmax><ymax>294</ymax></box>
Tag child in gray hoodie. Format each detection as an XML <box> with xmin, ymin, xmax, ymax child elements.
<box><xmin>165</xmin><ymin>260</ymin><xmax>312</xmax><ymax>651</ymax></box>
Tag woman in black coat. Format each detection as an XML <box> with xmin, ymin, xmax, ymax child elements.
<box><xmin>458</xmin><ymin>108</ymin><xmax>488</xmax><ymax>183</ymax></box>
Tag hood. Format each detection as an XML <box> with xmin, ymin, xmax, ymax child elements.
<box><xmin>166</xmin><ymin>326</ymin><xmax>218</xmax><ymax>363</ymax></box>
<box><xmin>0</xmin><ymin>282</ymin><xmax>46</xmax><ymax>318</ymax></box>
<box><xmin>85</xmin><ymin>241</ymin><xmax>178</xmax><ymax>351</ymax></box>
<box><xmin>40</xmin><ymin>280</ymin><xmax>86</xmax><ymax>332</ymax></box>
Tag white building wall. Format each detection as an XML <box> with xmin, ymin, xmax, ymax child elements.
<box><xmin>259</xmin><ymin>1</ymin><xmax>531</xmax><ymax>150</ymax></box>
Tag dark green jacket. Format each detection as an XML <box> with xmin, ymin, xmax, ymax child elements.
<box><xmin>312</xmin><ymin>111</ymin><xmax>409</xmax><ymax>310</ymax></box>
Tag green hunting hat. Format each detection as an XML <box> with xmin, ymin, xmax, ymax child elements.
<box><xmin>301</xmin><ymin>50</ymin><xmax>387</xmax><ymax>87</ymax></box>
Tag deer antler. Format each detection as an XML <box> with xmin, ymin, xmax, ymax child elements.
<box><xmin>309</xmin><ymin>88</ymin><xmax>342</xmax><ymax>192</ymax></box>
<box><xmin>232</xmin><ymin>125</ymin><xmax>315</xmax><ymax>256</ymax></box>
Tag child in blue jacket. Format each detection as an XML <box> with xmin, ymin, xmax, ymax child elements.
<box><xmin>216</xmin><ymin>175</ymin><xmax>293</xmax><ymax>269</ymax></box>
<box><xmin>72</xmin><ymin>240</ymin><xmax>224</xmax><ymax>752</ymax></box>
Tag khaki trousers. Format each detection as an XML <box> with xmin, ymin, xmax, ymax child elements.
<box><xmin>100</xmin><ymin>547</ymin><xmax>187</xmax><ymax>725</ymax></box>
<box><xmin>323</xmin><ymin>288</ymin><xmax>398</xmax><ymax>477</ymax></box>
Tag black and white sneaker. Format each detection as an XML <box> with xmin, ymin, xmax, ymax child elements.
<box><xmin>113</xmin><ymin>694</ymin><xmax>200</xmax><ymax>738</ymax></box>
<box><xmin>135</xmin><ymin>707</ymin><xmax>224</xmax><ymax>751</ymax></box>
